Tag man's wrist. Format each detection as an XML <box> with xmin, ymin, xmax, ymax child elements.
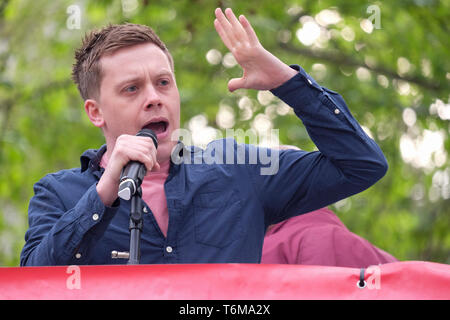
<box><xmin>268</xmin><ymin>62</ymin><xmax>299</xmax><ymax>91</ymax></box>
<box><xmin>96</xmin><ymin>174</ymin><xmax>119</xmax><ymax>207</ymax></box>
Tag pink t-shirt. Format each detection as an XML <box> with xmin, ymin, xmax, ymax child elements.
<box><xmin>100</xmin><ymin>153</ymin><xmax>170</xmax><ymax>237</ymax></box>
<box><xmin>262</xmin><ymin>207</ymin><xmax>397</xmax><ymax>268</ymax></box>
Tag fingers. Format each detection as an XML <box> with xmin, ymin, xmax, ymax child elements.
<box><xmin>238</xmin><ymin>14</ymin><xmax>259</xmax><ymax>45</ymax></box>
<box><xmin>214</xmin><ymin>18</ymin><xmax>233</xmax><ymax>50</ymax></box>
<box><xmin>223</xmin><ymin>8</ymin><xmax>246</xmax><ymax>41</ymax></box>
<box><xmin>214</xmin><ymin>8</ymin><xmax>238</xmax><ymax>50</ymax></box>
<box><xmin>214</xmin><ymin>8</ymin><xmax>256</xmax><ymax>48</ymax></box>
<box><xmin>130</xmin><ymin>137</ymin><xmax>160</xmax><ymax>172</ymax></box>
<box><xmin>96</xmin><ymin>135</ymin><xmax>159</xmax><ymax>206</ymax></box>
<box><xmin>214</xmin><ymin>8</ymin><xmax>265</xmax><ymax>92</ymax></box>
<box><xmin>113</xmin><ymin>135</ymin><xmax>160</xmax><ymax>174</ymax></box>
<box><xmin>228</xmin><ymin>77</ymin><xmax>246</xmax><ymax>93</ymax></box>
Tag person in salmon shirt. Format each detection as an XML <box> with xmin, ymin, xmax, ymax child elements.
<box><xmin>262</xmin><ymin>207</ymin><xmax>397</xmax><ymax>267</ymax></box>
<box><xmin>261</xmin><ymin>146</ymin><xmax>396</xmax><ymax>268</ymax></box>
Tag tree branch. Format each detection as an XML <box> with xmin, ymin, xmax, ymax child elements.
<box><xmin>278</xmin><ymin>42</ymin><xmax>443</xmax><ymax>92</ymax></box>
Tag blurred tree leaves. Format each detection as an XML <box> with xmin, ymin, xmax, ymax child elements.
<box><xmin>0</xmin><ymin>0</ymin><xmax>449</xmax><ymax>266</ymax></box>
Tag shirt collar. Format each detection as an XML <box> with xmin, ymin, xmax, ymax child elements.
<box><xmin>80</xmin><ymin>144</ymin><xmax>107</xmax><ymax>173</ymax></box>
<box><xmin>80</xmin><ymin>141</ymin><xmax>201</xmax><ymax>174</ymax></box>
<box><xmin>79</xmin><ymin>142</ymin><xmax>188</xmax><ymax>173</ymax></box>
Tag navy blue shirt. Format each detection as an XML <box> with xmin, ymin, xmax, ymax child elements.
<box><xmin>21</xmin><ymin>66</ymin><xmax>388</xmax><ymax>266</ymax></box>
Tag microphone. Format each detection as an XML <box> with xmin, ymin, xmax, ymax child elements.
<box><xmin>117</xmin><ymin>129</ymin><xmax>158</xmax><ymax>201</ymax></box>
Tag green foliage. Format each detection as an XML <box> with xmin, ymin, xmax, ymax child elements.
<box><xmin>0</xmin><ymin>0</ymin><xmax>449</xmax><ymax>266</ymax></box>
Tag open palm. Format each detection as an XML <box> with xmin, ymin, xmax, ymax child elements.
<box><xmin>214</xmin><ymin>8</ymin><xmax>297</xmax><ymax>92</ymax></box>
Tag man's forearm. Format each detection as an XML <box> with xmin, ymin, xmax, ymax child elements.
<box><xmin>248</xmin><ymin>64</ymin><xmax>388</xmax><ymax>224</ymax></box>
<box><xmin>271</xmin><ymin>64</ymin><xmax>387</xmax><ymax>184</ymax></box>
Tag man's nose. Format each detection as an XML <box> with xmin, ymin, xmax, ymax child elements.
<box><xmin>144</xmin><ymin>84</ymin><xmax>162</xmax><ymax>109</ymax></box>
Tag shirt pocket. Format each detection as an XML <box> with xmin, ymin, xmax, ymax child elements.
<box><xmin>193</xmin><ymin>190</ymin><xmax>243</xmax><ymax>248</ymax></box>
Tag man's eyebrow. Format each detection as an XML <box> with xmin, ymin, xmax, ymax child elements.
<box><xmin>114</xmin><ymin>76</ymin><xmax>142</xmax><ymax>90</ymax></box>
<box><xmin>114</xmin><ymin>70</ymin><xmax>173</xmax><ymax>90</ymax></box>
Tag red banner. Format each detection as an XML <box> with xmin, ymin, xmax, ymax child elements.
<box><xmin>0</xmin><ymin>261</ymin><xmax>449</xmax><ymax>299</ymax></box>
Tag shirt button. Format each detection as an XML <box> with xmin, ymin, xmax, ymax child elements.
<box><xmin>75</xmin><ymin>253</ymin><xmax>82</xmax><ymax>259</ymax></box>
<box><xmin>307</xmin><ymin>78</ymin><xmax>313</xmax><ymax>85</ymax></box>
<box><xmin>92</xmin><ymin>213</ymin><xmax>99</xmax><ymax>221</ymax></box>
<box><xmin>334</xmin><ymin>108</ymin><xmax>340</xmax><ymax>115</ymax></box>
<box><xmin>166</xmin><ymin>246</ymin><xmax>173</xmax><ymax>253</ymax></box>
<box><xmin>143</xmin><ymin>207</ymin><xmax>148</xmax><ymax>213</ymax></box>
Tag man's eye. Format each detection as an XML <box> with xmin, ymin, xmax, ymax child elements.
<box><xmin>125</xmin><ymin>85</ymin><xmax>138</xmax><ymax>92</ymax></box>
<box><xmin>159</xmin><ymin>79</ymin><xmax>169</xmax><ymax>86</ymax></box>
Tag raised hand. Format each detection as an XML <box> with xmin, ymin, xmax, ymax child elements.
<box><xmin>214</xmin><ymin>8</ymin><xmax>297</xmax><ymax>92</ymax></box>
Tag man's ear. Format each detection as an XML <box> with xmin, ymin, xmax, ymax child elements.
<box><xmin>84</xmin><ymin>99</ymin><xmax>105</xmax><ymax>128</ymax></box>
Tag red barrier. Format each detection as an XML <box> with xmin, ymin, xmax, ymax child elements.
<box><xmin>0</xmin><ymin>261</ymin><xmax>449</xmax><ymax>299</ymax></box>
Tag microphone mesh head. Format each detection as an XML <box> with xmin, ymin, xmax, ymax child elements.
<box><xmin>137</xmin><ymin>128</ymin><xmax>158</xmax><ymax>149</ymax></box>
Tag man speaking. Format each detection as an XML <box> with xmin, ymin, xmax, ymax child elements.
<box><xmin>21</xmin><ymin>8</ymin><xmax>387</xmax><ymax>266</ymax></box>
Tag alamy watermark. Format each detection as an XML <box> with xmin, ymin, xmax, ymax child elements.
<box><xmin>357</xmin><ymin>265</ymin><xmax>381</xmax><ymax>290</ymax></box>
<box><xmin>367</xmin><ymin>4</ymin><xmax>381</xmax><ymax>30</ymax></box>
<box><xmin>66</xmin><ymin>265</ymin><xmax>81</xmax><ymax>290</ymax></box>
<box><xmin>170</xmin><ymin>128</ymin><xmax>281</xmax><ymax>176</ymax></box>
<box><xmin>66</xmin><ymin>1</ymin><xmax>142</xmax><ymax>29</ymax></box>
<box><xmin>66</xmin><ymin>4</ymin><xmax>81</xmax><ymax>30</ymax></box>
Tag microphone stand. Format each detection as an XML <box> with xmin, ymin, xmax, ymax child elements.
<box><xmin>110</xmin><ymin>186</ymin><xmax>144</xmax><ymax>264</ymax></box>
<box><xmin>127</xmin><ymin>186</ymin><xmax>143</xmax><ymax>264</ymax></box>
<box><xmin>111</xmin><ymin>128</ymin><xmax>158</xmax><ymax>265</ymax></box>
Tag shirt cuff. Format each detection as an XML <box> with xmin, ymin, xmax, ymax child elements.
<box><xmin>270</xmin><ymin>64</ymin><xmax>325</xmax><ymax>96</ymax></box>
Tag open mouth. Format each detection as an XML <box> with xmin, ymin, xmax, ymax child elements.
<box><xmin>143</xmin><ymin>120</ymin><xmax>168</xmax><ymax>135</ymax></box>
